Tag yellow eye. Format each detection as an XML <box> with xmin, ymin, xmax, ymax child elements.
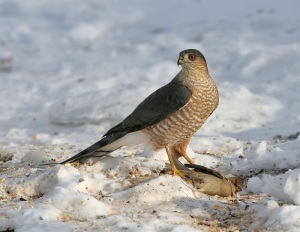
<box><xmin>188</xmin><ymin>54</ymin><xmax>195</xmax><ymax>61</ymax></box>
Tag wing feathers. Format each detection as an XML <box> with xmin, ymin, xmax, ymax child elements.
<box><xmin>105</xmin><ymin>75</ymin><xmax>192</xmax><ymax>136</ymax></box>
<box><xmin>61</xmin><ymin>74</ymin><xmax>191</xmax><ymax>164</ymax></box>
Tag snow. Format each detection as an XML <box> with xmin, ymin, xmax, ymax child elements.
<box><xmin>0</xmin><ymin>0</ymin><xmax>300</xmax><ymax>231</ymax></box>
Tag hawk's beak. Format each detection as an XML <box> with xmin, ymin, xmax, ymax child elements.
<box><xmin>177</xmin><ymin>54</ymin><xmax>184</xmax><ymax>66</ymax></box>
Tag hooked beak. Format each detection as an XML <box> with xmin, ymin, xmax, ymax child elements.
<box><xmin>177</xmin><ymin>54</ymin><xmax>184</xmax><ymax>66</ymax></box>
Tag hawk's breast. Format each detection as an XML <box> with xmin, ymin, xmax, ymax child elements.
<box><xmin>144</xmin><ymin>75</ymin><xmax>219</xmax><ymax>149</ymax></box>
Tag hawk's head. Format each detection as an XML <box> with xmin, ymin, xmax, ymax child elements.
<box><xmin>177</xmin><ymin>49</ymin><xmax>207</xmax><ymax>69</ymax></box>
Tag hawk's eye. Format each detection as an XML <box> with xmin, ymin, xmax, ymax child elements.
<box><xmin>188</xmin><ymin>54</ymin><xmax>195</xmax><ymax>61</ymax></box>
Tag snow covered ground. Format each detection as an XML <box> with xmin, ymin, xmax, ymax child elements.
<box><xmin>0</xmin><ymin>0</ymin><xmax>300</xmax><ymax>231</ymax></box>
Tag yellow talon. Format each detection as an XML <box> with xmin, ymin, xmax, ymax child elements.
<box><xmin>165</xmin><ymin>146</ymin><xmax>187</xmax><ymax>179</ymax></box>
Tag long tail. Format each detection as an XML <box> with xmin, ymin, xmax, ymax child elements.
<box><xmin>60</xmin><ymin>131</ymin><xmax>127</xmax><ymax>164</ymax></box>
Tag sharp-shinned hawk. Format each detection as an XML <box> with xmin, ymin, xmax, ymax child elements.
<box><xmin>61</xmin><ymin>49</ymin><xmax>219</xmax><ymax>178</ymax></box>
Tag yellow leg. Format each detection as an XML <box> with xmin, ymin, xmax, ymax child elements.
<box><xmin>181</xmin><ymin>153</ymin><xmax>194</xmax><ymax>164</ymax></box>
<box><xmin>174</xmin><ymin>139</ymin><xmax>194</xmax><ymax>164</ymax></box>
<box><xmin>165</xmin><ymin>146</ymin><xmax>186</xmax><ymax>178</ymax></box>
<box><xmin>173</xmin><ymin>148</ymin><xmax>194</xmax><ymax>164</ymax></box>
